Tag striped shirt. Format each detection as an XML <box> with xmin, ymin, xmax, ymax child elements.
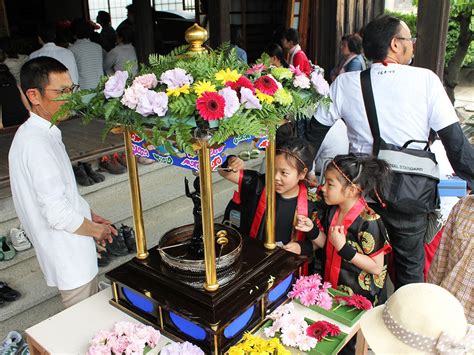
<box><xmin>29</xmin><ymin>43</ymin><xmax>79</xmax><ymax>85</ymax></box>
<box><xmin>69</xmin><ymin>39</ymin><xmax>104</xmax><ymax>90</ymax></box>
<box><xmin>428</xmin><ymin>195</ymin><xmax>474</xmax><ymax>323</ymax></box>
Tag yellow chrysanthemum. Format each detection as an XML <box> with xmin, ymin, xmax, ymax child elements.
<box><xmin>274</xmin><ymin>88</ymin><xmax>293</xmax><ymax>106</ymax></box>
<box><xmin>193</xmin><ymin>80</ymin><xmax>217</xmax><ymax>97</ymax></box>
<box><xmin>166</xmin><ymin>84</ymin><xmax>190</xmax><ymax>97</ymax></box>
<box><xmin>215</xmin><ymin>68</ymin><xmax>241</xmax><ymax>84</ymax></box>
<box><xmin>255</xmin><ymin>89</ymin><xmax>274</xmax><ymax>104</ymax></box>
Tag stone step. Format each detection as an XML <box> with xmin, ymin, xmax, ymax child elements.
<box><xmin>0</xmin><ymin>150</ymin><xmax>262</xmax><ymax>335</ymax></box>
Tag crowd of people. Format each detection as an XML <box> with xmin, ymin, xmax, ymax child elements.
<box><xmin>1</xmin><ymin>9</ymin><xmax>473</xmax><ymax>355</ymax></box>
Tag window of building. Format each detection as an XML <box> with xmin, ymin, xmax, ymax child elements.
<box><xmin>88</xmin><ymin>0</ymin><xmax>195</xmax><ymax>29</ymax></box>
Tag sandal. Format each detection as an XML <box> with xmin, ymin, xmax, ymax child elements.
<box><xmin>238</xmin><ymin>151</ymin><xmax>251</xmax><ymax>161</ymax></box>
<box><xmin>250</xmin><ymin>149</ymin><xmax>260</xmax><ymax>159</ymax></box>
<box><xmin>0</xmin><ymin>237</ymin><xmax>16</xmax><ymax>261</ymax></box>
<box><xmin>0</xmin><ymin>282</ymin><xmax>21</xmax><ymax>301</ymax></box>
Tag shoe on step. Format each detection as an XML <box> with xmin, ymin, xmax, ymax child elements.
<box><xmin>99</xmin><ymin>154</ymin><xmax>126</xmax><ymax>174</ymax></box>
<box><xmin>0</xmin><ymin>281</ymin><xmax>21</xmax><ymax>301</ymax></box>
<box><xmin>79</xmin><ymin>161</ymin><xmax>105</xmax><ymax>183</ymax></box>
<box><xmin>73</xmin><ymin>164</ymin><xmax>95</xmax><ymax>186</ymax></box>
<box><xmin>106</xmin><ymin>225</ymin><xmax>129</xmax><ymax>256</ymax></box>
<box><xmin>120</xmin><ymin>224</ymin><xmax>136</xmax><ymax>253</ymax></box>
<box><xmin>0</xmin><ymin>331</ymin><xmax>23</xmax><ymax>355</ymax></box>
<box><xmin>0</xmin><ymin>237</ymin><xmax>16</xmax><ymax>261</ymax></box>
<box><xmin>9</xmin><ymin>228</ymin><xmax>32</xmax><ymax>252</ymax></box>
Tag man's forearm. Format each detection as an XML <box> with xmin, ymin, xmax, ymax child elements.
<box><xmin>74</xmin><ymin>218</ymin><xmax>102</xmax><ymax>239</ymax></box>
<box><xmin>437</xmin><ymin>122</ymin><xmax>474</xmax><ymax>189</ymax></box>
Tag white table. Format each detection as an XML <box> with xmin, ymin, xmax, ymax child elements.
<box><xmin>26</xmin><ymin>289</ymin><xmax>368</xmax><ymax>354</ymax></box>
<box><xmin>25</xmin><ymin>289</ymin><xmax>172</xmax><ymax>355</ymax></box>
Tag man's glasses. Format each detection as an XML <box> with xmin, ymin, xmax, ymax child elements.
<box><xmin>395</xmin><ymin>37</ymin><xmax>417</xmax><ymax>44</ymax></box>
<box><xmin>44</xmin><ymin>84</ymin><xmax>80</xmax><ymax>95</ymax></box>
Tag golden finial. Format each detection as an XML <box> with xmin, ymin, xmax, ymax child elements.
<box><xmin>185</xmin><ymin>23</ymin><xmax>208</xmax><ymax>54</ymax></box>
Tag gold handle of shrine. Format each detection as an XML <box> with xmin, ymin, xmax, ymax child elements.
<box><xmin>198</xmin><ymin>140</ymin><xmax>219</xmax><ymax>291</ymax></box>
<box><xmin>124</xmin><ymin>128</ymin><xmax>148</xmax><ymax>259</ymax></box>
<box><xmin>264</xmin><ymin>135</ymin><xmax>276</xmax><ymax>250</ymax></box>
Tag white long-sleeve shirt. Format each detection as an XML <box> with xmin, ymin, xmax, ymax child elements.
<box><xmin>9</xmin><ymin>113</ymin><xmax>97</xmax><ymax>290</ymax></box>
<box><xmin>29</xmin><ymin>43</ymin><xmax>79</xmax><ymax>85</ymax></box>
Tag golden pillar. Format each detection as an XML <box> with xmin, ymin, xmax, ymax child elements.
<box><xmin>197</xmin><ymin>139</ymin><xmax>219</xmax><ymax>291</ymax></box>
<box><xmin>264</xmin><ymin>135</ymin><xmax>276</xmax><ymax>250</ymax></box>
<box><xmin>124</xmin><ymin>128</ymin><xmax>149</xmax><ymax>259</ymax></box>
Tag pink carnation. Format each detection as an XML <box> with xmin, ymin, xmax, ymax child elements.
<box><xmin>136</xmin><ymin>90</ymin><xmax>168</xmax><ymax>117</ymax></box>
<box><xmin>104</xmin><ymin>70</ymin><xmax>128</xmax><ymax>99</ymax></box>
<box><xmin>160</xmin><ymin>68</ymin><xmax>193</xmax><ymax>89</ymax></box>
<box><xmin>121</xmin><ymin>83</ymin><xmax>147</xmax><ymax>110</ymax></box>
<box><xmin>218</xmin><ymin>87</ymin><xmax>240</xmax><ymax>117</ymax></box>
<box><xmin>133</xmin><ymin>73</ymin><xmax>158</xmax><ymax>89</ymax></box>
<box><xmin>293</xmin><ymin>74</ymin><xmax>311</xmax><ymax>89</ymax></box>
<box><xmin>310</xmin><ymin>72</ymin><xmax>330</xmax><ymax>95</ymax></box>
<box><xmin>240</xmin><ymin>87</ymin><xmax>262</xmax><ymax>109</ymax></box>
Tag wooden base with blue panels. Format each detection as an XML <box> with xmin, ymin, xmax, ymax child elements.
<box><xmin>106</xmin><ymin>236</ymin><xmax>305</xmax><ymax>354</ymax></box>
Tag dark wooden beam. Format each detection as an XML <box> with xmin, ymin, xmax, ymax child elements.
<box><xmin>208</xmin><ymin>0</ymin><xmax>231</xmax><ymax>48</ymax></box>
<box><xmin>133</xmin><ymin>0</ymin><xmax>155</xmax><ymax>64</ymax></box>
<box><xmin>414</xmin><ymin>0</ymin><xmax>450</xmax><ymax>79</ymax></box>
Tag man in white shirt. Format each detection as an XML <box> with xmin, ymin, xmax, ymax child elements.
<box><xmin>9</xmin><ymin>57</ymin><xmax>116</xmax><ymax>307</ymax></box>
<box><xmin>306</xmin><ymin>15</ymin><xmax>474</xmax><ymax>289</ymax></box>
<box><xmin>69</xmin><ymin>19</ymin><xmax>103</xmax><ymax>90</ymax></box>
<box><xmin>29</xmin><ymin>23</ymin><xmax>79</xmax><ymax>86</ymax></box>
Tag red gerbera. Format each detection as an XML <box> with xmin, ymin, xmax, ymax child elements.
<box><xmin>346</xmin><ymin>294</ymin><xmax>373</xmax><ymax>310</ymax></box>
<box><xmin>254</xmin><ymin>75</ymin><xmax>279</xmax><ymax>95</ymax></box>
<box><xmin>226</xmin><ymin>76</ymin><xmax>255</xmax><ymax>93</ymax></box>
<box><xmin>196</xmin><ymin>91</ymin><xmax>225</xmax><ymax>121</ymax></box>
<box><xmin>306</xmin><ymin>321</ymin><xmax>341</xmax><ymax>342</ymax></box>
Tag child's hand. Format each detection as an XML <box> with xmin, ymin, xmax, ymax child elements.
<box><xmin>282</xmin><ymin>241</ymin><xmax>301</xmax><ymax>255</ymax></box>
<box><xmin>225</xmin><ymin>156</ymin><xmax>245</xmax><ymax>172</ymax></box>
<box><xmin>295</xmin><ymin>215</ymin><xmax>314</xmax><ymax>232</ymax></box>
<box><xmin>328</xmin><ymin>225</ymin><xmax>346</xmax><ymax>250</ymax></box>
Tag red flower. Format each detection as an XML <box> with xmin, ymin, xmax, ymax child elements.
<box><xmin>306</xmin><ymin>321</ymin><xmax>340</xmax><ymax>341</ymax></box>
<box><xmin>346</xmin><ymin>294</ymin><xmax>373</xmax><ymax>310</ymax></box>
<box><xmin>334</xmin><ymin>295</ymin><xmax>350</xmax><ymax>306</ymax></box>
<box><xmin>254</xmin><ymin>75</ymin><xmax>278</xmax><ymax>95</ymax></box>
<box><xmin>196</xmin><ymin>92</ymin><xmax>225</xmax><ymax>121</ymax></box>
<box><xmin>226</xmin><ymin>76</ymin><xmax>255</xmax><ymax>93</ymax></box>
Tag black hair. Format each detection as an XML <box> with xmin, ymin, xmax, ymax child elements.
<box><xmin>20</xmin><ymin>57</ymin><xmax>68</xmax><ymax>94</ymax></box>
<box><xmin>326</xmin><ymin>154</ymin><xmax>391</xmax><ymax>201</ymax></box>
<box><xmin>283</xmin><ymin>28</ymin><xmax>299</xmax><ymax>45</ymax></box>
<box><xmin>126</xmin><ymin>4</ymin><xmax>135</xmax><ymax>13</ymax></box>
<box><xmin>276</xmin><ymin>137</ymin><xmax>314</xmax><ymax>176</ymax></box>
<box><xmin>230</xmin><ymin>26</ymin><xmax>244</xmax><ymax>48</ymax></box>
<box><xmin>117</xmin><ymin>26</ymin><xmax>134</xmax><ymax>44</ymax></box>
<box><xmin>265</xmin><ymin>43</ymin><xmax>288</xmax><ymax>68</ymax></box>
<box><xmin>37</xmin><ymin>23</ymin><xmax>57</xmax><ymax>43</ymax></box>
<box><xmin>0</xmin><ymin>48</ymin><xmax>5</xmax><ymax>63</ymax></box>
<box><xmin>97</xmin><ymin>11</ymin><xmax>111</xmax><ymax>25</ymax></box>
<box><xmin>0</xmin><ymin>64</ymin><xmax>16</xmax><ymax>86</ymax></box>
<box><xmin>72</xmin><ymin>19</ymin><xmax>94</xmax><ymax>39</ymax></box>
<box><xmin>363</xmin><ymin>15</ymin><xmax>401</xmax><ymax>61</ymax></box>
<box><xmin>342</xmin><ymin>33</ymin><xmax>363</xmax><ymax>54</ymax></box>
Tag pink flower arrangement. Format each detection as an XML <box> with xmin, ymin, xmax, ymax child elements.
<box><xmin>288</xmin><ymin>274</ymin><xmax>333</xmax><ymax>309</ymax></box>
<box><xmin>160</xmin><ymin>341</ymin><xmax>204</xmax><ymax>355</ymax></box>
<box><xmin>264</xmin><ymin>303</ymin><xmax>318</xmax><ymax>352</ymax></box>
<box><xmin>87</xmin><ymin>321</ymin><xmax>160</xmax><ymax>355</ymax></box>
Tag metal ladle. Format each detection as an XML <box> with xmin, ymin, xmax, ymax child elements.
<box><xmin>216</xmin><ymin>230</ymin><xmax>229</xmax><ymax>264</ymax></box>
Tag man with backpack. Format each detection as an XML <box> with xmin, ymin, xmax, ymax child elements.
<box><xmin>305</xmin><ymin>15</ymin><xmax>474</xmax><ymax>289</ymax></box>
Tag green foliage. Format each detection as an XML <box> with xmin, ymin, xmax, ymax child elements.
<box><xmin>55</xmin><ymin>44</ymin><xmax>329</xmax><ymax>156</ymax></box>
<box><xmin>385</xmin><ymin>4</ymin><xmax>474</xmax><ymax>67</ymax></box>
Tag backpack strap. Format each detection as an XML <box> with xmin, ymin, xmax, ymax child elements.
<box><xmin>360</xmin><ymin>69</ymin><xmax>381</xmax><ymax>156</ymax></box>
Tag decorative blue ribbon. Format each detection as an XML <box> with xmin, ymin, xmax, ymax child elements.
<box><xmin>130</xmin><ymin>133</ymin><xmax>269</xmax><ymax>171</ymax></box>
